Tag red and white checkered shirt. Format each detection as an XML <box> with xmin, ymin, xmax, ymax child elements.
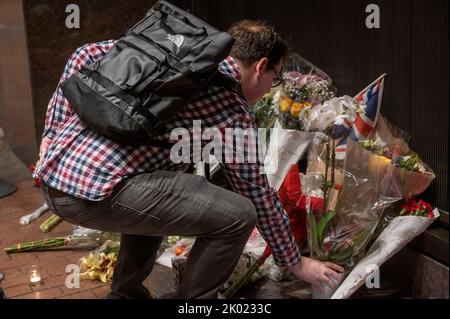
<box><xmin>36</xmin><ymin>40</ymin><xmax>301</xmax><ymax>267</ymax></box>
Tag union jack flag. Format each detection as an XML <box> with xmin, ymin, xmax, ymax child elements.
<box><xmin>335</xmin><ymin>74</ymin><xmax>386</xmax><ymax>160</ymax></box>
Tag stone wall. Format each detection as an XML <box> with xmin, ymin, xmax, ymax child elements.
<box><xmin>0</xmin><ymin>0</ymin><xmax>37</xmax><ymax>166</ymax></box>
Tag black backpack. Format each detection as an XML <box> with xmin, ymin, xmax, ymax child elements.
<box><xmin>60</xmin><ymin>1</ymin><xmax>235</xmax><ymax>146</ymax></box>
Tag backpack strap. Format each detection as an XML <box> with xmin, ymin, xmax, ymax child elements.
<box><xmin>79</xmin><ymin>67</ymin><xmax>167</xmax><ymax>136</ymax></box>
<box><xmin>79</xmin><ymin>67</ymin><xmax>174</xmax><ymax>149</ymax></box>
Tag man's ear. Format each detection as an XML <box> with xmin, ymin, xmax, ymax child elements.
<box><xmin>255</xmin><ymin>57</ymin><xmax>269</xmax><ymax>77</ymax></box>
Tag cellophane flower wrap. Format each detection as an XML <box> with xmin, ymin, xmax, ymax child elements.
<box><xmin>302</xmin><ymin>113</ymin><xmax>436</xmax><ymax>298</ymax></box>
<box><xmin>332</xmin><ymin>206</ymin><xmax>439</xmax><ymax>299</ymax></box>
<box><xmin>358</xmin><ymin>115</ymin><xmax>435</xmax><ymax>198</ymax></box>
<box><xmin>4</xmin><ymin>226</ymin><xmax>120</xmax><ymax>253</ymax></box>
<box><xmin>305</xmin><ymin>138</ymin><xmax>398</xmax><ymax>268</ymax></box>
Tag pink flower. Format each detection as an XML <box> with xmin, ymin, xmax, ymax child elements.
<box><xmin>297</xmin><ymin>75</ymin><xmax>309</xmax><ymax>88</ymax></box>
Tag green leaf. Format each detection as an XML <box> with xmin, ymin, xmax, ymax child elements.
<box><xmin>308</xmin><ymin>213</ymin><xmax>321</xmax><ymax>256</ymax></box>
<box><xmin>317</xmin><ymin>210</ymin><xmax>336</xmax><ymax>244</ymax></box>
<box><xmin>328</xmin><ymin>246</ymin><xmax>355</xmax><ymax>263</ymax></box>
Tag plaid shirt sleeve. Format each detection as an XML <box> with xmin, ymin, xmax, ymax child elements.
<box><xmin>43</xmin><ymin>40</ymin><xmax>116</xmax><ymax>139</ymax></box>
<box><xmin>219</xmin><ymin>117</ymin><xmax>302</xmax><ymax>267</ymax></box>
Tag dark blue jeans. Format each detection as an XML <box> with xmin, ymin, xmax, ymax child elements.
<box><xmin>40</xmin><ymin>170</ymin><xmax>257</xmax><ymax>299</ymax></box>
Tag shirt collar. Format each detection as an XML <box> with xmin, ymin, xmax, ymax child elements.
<box><xmin>218</xmin><ymin>56</ymin><xmax>242</xmax><ymax>84</ymax></box>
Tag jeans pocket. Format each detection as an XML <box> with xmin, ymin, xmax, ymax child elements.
<box><xmin>111</xmin><ymin>201</ymin><xmax>160</xmax><ymax>222</ymax></box>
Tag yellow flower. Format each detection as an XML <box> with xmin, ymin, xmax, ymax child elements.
<box><xmin>304</xmin><ymin>102</ymin><xmax>312</xmax><ymax>107</ymax></box>
<box><xmin>279</xmin><ymin>96</ymin><xmax>293</xmax><ymax>113</ymax></box>
<box><xmin>79</xmin><ymin>252</ymin><xmax>118</xmax><ymax>282</ymax></box>
<box><xmin>290</xmin><ymin>102</ymin><xmax>304</xmax><ymax>118</ymax></box>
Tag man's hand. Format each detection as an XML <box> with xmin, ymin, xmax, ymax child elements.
<box><xmin>288</xmin><ymin>257</ymin><xmax>345</xmax><ymax>293</ymax></box>
<box><xmin>39</xmin><ymin>136</ymin><xmax>52</xmax><ymax>159</ymax></box>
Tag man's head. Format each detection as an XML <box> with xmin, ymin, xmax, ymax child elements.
<box><xmin>228</xmin><ymin>20</ymin><xmax>288</xmax><ymax>105</ymax></box>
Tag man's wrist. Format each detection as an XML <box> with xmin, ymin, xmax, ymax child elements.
<box><xmin>288</xmin><ymin>256</ymin><xmax>303</xmax><ymax>271</ymax></box>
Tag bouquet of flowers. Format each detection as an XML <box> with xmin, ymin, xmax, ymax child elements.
<box><xmin>310</xmin><ymin>127</ymin><xmax>436</xmax><ymax>296</ymax></box>
<box><xmin>79</xmin><ymin>240</ymin><xmax>120</xmax><ymax>283</ymax></box>
<box><xmin>305</xmin><ymin>138</ymin><xmax>393</xmax><ymax>268</ymax></box>
<box><xmin>293</xmin><ymin>73</ymin><xmax>437</xmax><ymax>298</ymax></box>
<box><xmin>304</xmin><ymin>136</ymin><xmax>436</xmax><ymax>298</ymax></box>
<box><xmin>79</xmin><ymin>251</ymin><xmax>117</xmax><ymax>283</ymax></box>
<box><xmin>299</xmin><ymin>95</ymin><xmax>363</xmax><ymax>134</ymax></box>
<box><xmin>253</xmin><ymin>53</ymin><xmax>336</xmax><ymax>130</ymax></box>
<box><xmin>4</xmin><ymin>235</ymin><xmax>103</xmax><ymax>253</ymax></box>
<box><xmin>358</xmin><ymin>115</ymin><xmax>435</xmax><ymax>198</ymax></box>
<box><xmin>332</xmin><ymin>202</ymin><xmax>439</xmax><ymax>299</ymax></box>
<box><xmin>39</xmin><ymin>213</ymin><xmax>63</xmax><ymax>233</ymax></box>
<box><xmin>4</xmin><ymin>228</ymin><xmax>119</xmax><ymax>253</ymax></box>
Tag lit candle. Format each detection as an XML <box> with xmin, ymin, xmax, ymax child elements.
<box><xmin>29</xmin><ymin>265</ymin><xmax>42</xmax><ymax>286</ymax></box>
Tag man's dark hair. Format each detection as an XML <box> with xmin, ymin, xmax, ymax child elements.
<box><xmin>228</xmin><ymin>20</ymin><xmax>289</xmax><ymax>70</ymax></box>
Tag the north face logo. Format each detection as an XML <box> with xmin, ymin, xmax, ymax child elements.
<box><xmin>167</xmin><ymin>34</ymin><xmax>184</xmax><ymax>48</ymax></box>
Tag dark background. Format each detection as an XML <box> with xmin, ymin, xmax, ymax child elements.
<box><xmin>22</xmin><ymin>0</ymin><xmax>448</xmax><ymax>211</ymax></box>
